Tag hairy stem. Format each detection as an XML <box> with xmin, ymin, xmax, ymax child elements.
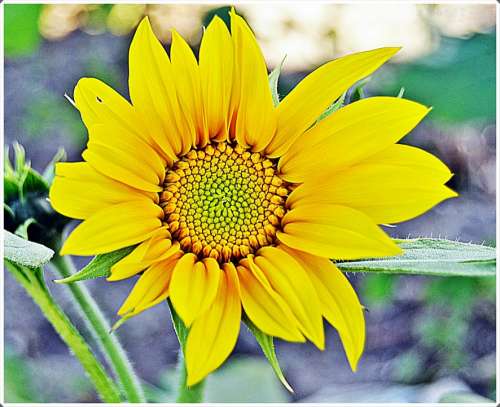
<box><xmin>5</xmin><ymin>261</ymin><xmax>122</xmax><ymax>403</ymax></box>
<box><xmin>51</xmin><ymin>254</ymin><xmax>146</xmax><ymax>403</ymax></box>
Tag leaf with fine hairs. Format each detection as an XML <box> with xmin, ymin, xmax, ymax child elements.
<box><xmin>54</xmin><ymin>246</ymin><xmax>134</xmax><ymax>284</ymax></box>
<box><xmin>4</xmin><ymin>229</ymin><xmax>54</xmax><ymax>268</ymax></box>
<box><xmin>337</xmin><ymin>238</ymin><xmax>496</xmax><ymax>277</ymax></box>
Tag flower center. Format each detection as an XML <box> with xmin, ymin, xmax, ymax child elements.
<box><xmin>160</xmin><ymin>142</ymin><xmax>290</xmax><ymax>262</ymax></box>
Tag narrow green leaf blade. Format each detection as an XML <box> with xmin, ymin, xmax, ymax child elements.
<box><xmin>169</xmin><ymin>299</ymin><xmax>189</xmax><ymax>350</ymax></box>
<box><xmin>243</xmin><ymin>316</ymin><xmax>293</xmax><ymax>393</ymax></box>
<box><xmin>4</xmin><ymin>229</ymin><xmax>54</xmax><ymax>268</ymax></box>
<box><xmin>316</xmin><ymin>91</ymin><xmax>347</xmax><ymax>122</ymax></box>
<box><xmin>268</xmin><ymin>56</ymin><xmax>286</xmax><ymax>107</ymax></box>
<box><xmin>54</xmin><ymin>246</ymin><xmax>134</xmax><ymax>283</ymax></box>
<box><xmin>338</xmin><ymin>238</ymin><xmax>496</xmax><ymax>277</ymax></box>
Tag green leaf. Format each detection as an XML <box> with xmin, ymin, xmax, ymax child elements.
<box><xmin>337</xmin><ymin>238</ymin><xmax>496</xmax><ymax>277</ymax></box>
<box><xmin>4</xmin><ymin>229</ymin><xmax>54</xmax><ymax>268</ymax></box>
<box><xmin>243</xmin><ymin>316</ymin><xmax>293</xmax><ymax>393</ymax></box>
<box><xmin>169</xmin><ymin>299</ymin><xmax>188</xmax><ymax>350</ymax></box>
<box><xmin>4</xmin><ymin>178</ymin><xmax>19</xmax><ymax>204</ymax></box>
<box><xmin>54</xmin><ymin>246</ymin><xmax>134</xmax><ymax>283</ymax></box>
<box><xmin>316</xmin><ymin>91</ymin><xmax>347</xmax><ymax>122</ymax></box>
<box><xmin>4</xmin><ymin>4</ymin><xmax>43</xmax><ymax>58</ymax></box>
<box><xmin>268</xmin><ymin>56</ymin><xmax>286</xmax><ymax>107</ymax></box>
<box><xmin>22</xmin><ymin>167</ymin><xmax>49</xmax><ymax>197</ymax></box>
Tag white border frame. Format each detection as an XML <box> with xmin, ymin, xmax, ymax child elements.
<box><xmin>0</xmin><ymin>1</ymin><xmax>498</xmax><ymax>406</ymax></box>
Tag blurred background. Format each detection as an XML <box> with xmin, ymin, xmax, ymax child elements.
<box><xmin>3</xmin><ymin>2</ymin><xmax>496</xmax><ymax>403</ymax></box>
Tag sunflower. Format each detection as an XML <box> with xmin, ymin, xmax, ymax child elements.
<box><xmin>50</xmin><ymin>10</ymin><xmax>456</xmax><ymax>386</ymax></box>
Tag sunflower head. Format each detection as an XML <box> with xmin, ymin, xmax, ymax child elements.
<box><xmin>50</xmin><ymin>9</ymin><xmax>456</xmax><ymax>386</ymax></box>
<box><xmin>162</xmin><ymin>142</ymin><xmax>289</xmax><ymax>262</ymax></box>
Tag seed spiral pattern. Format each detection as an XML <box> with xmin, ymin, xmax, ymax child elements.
<box><xmin>160</xmin><ymin>142</ymin><xmax>290</xmax><ymax>262</ymax></box>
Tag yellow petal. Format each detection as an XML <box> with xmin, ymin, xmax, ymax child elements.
<box><xmin>186</xmin><ymin>263</ymin><xmax>241</xmax><ymax>385</ymax></box>
<box><xmin>241</xmin><ymin>255</ymin><xmax>273</xmax><ymax>290</ymax></box>
<box><xmin>199</xmin><ymin>16</ymin><xmax>233</xmax><ymax>141</ymax></box>
<box><xmin>279</xmin><ymin>97</ymin><xmax>430</xmax><ymax>182</ymax></box>
<box><xmin>118</xmin><ymin>257</ymin><xmax>177</xmax><ymax>316</ymax></box>
<box><xmin>278</xmin><ymin>204</ymin><xmax>401</xmax><ymax>260</ymax></box>
<box><xmin>362</xmin><ymin>143</ymin><xmax>453</xmax><ymax>180</ymax></box>
<box><xmin>129</xmin><ymin>17</ymin><xmax>194</xmax><ymax>158</ymax></box>
<box><xmin>288</xmin><ymin>144</ymin><xmax>457</xmax><ymax>224</ymax></box>
<box><xmin>73</xmin><ymin>77</ymin><xmax>150</xmax><ymax>145</ymax></box>
<box><xmin>237</xmin><ymin>263</ymin><xmax>305</xmax><ymax>342</ymax></box>
<box><xmin>169</xmin><ymin>255</ymin><xmax>221</xmax><ymax>327</ymax></box>
<box><xmin>255</xmin><ymin>246</ymin><xmax>324</xmax><ymax>349</ymax></box>
<box><xmin>60</xmin><ymin>200</ymin><xmax>163</xmax><ymax>256</ymax></box>
<box><xmin>49</xmin><ymin>162</ymin><xmax>156</xmax><ymax>220</ymax></box>
<box><xmin>87</xmin><ymin>122</ymin><xmax>165</xmax><ymax>182</ymax></box>
<box><xmin>266</xmin><ymin>47</ymin><xmax>400</xmax><ymax>158</ymax></box>
<box><xmin>170</xmin><ymin>29</ymin><xmax>208</xmax><ymax>147</ymax></box>
<box><xmin>230</xmin><ymin>10</ymin><xmax>276</xmax><ymax>152</ymax></box>
<box><xmin>108</xmin><ymin>230</ymin><xmax>181</xmax><ymax>281</ymax></box>
<box><xmin>83</xmin><ymin>123</ymin><xmax>163</xmax><ymax>193</ymax></box>
<box><xmin>283</xmin><ymin>246</ymin><xmax>365</xmax><ymax>371</ymax></box>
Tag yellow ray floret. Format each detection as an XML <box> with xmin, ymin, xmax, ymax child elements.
<box><xmin>185</xmin><ymin>263</ymin><xmax>241</xmax><ymax>386</ymax></box>
<box><xmin>60</xmin><ymin>201</ymin><xmax>164</xmax><ymax>256</ymax></box>
<box><xmin>169</xmin><ymin>254</ymin><xmax>221</xmax><ymax>327</ymax></box>
<box><xmin>129</xmin><ymin>17</ymin><xmax>194</xmax><ymax>159</ymax></box>
<box><xmin>287</xmin><ymin>144</ymin><xmax>457</xmax><ymax>224</ymax></box>
<box><xmin>199</xmin><ymin>16</ymin><xmax>233</xmax><ymax>141</ymax></box>
<box><xmin>278</xmin><ymin>96</ymin><xmax>431</xmax><ymax>182</ymax></box>
<box><xmin>237</xmin><ymin>262</ymin><xmax>305</xmax><ymax>342</ymax></box>
<box><xmin>170</xmin><ymin>29</ymin><xmax>208</xmax><ymax>147</ymax></box>
<box><xmin>255</xmin><ymin>247</ymin><xmax>325</xmax><ymax>349</ymax></box>
<box><xmin>118</xmin><ymin>257</ymin><xmax>177</xmax><ymax>317</ymax></box>
<box><xmin>49</xmin><ymin>162</ymin><xmax>157</xmax><ymax>220</ymax></box>
<box><xmin>231</xmin><ymin>10</ymin><xmax>277</xmax><ymax>151</ymax></box>
<box><xmin>266</xmin><ymin>47</ymin><xmax>401</xmax><ymax>158</ymax></box>
<box><xmin>279</xmin><ymin>204</ymin><xmax>402</xmax><ymax>260</ymax></box>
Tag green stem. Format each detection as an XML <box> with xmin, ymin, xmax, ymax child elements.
<box><xmin>5</xmin><ymin>261</ymin><xmax>122</xmax><ymax>403</ymax></box>
<box><xmin>169</xmin><ymin>300</ymin><xmax>206</xmax><ymax>403</ymax></box>
<box><xmin>51</xmin><ymin>254</ymin><xmax>146</xmax><ymax>403</ymax></box>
